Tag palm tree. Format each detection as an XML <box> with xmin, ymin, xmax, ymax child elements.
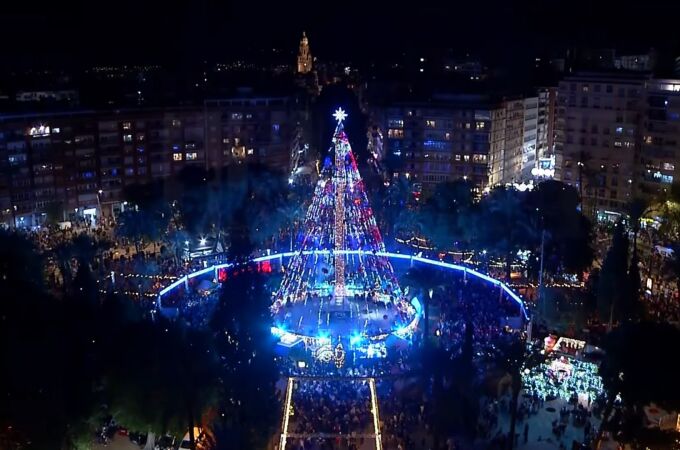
<box><xmin>627</xmin><ymin>198</ymin><xmax>651</xmax><ymax>260</ymax></box>
<box><xmin>53</xmin><ymin>240</ymin><xmax>75</xmax><ymax>292</ymax></box>
<box><xmin>663</xmin><ymin>243</ymin><xmax>680</xmax><ymax>293</ymax></box>
<box><xmin>480</xmin><ymin>187</ymin><xmax>535</xmax><ymax>280</ymax></box>
<box><xmin>418</xmin><ymin>179</ymin><xmax>475</xmax><ymax>252</ymax></box>
<box><xmin>658</xmin><ymin>188</ymin><xmax>680</xmax><ymax>243</ymax></box>
<box><xmin>401</xmin><ymin>266</ymin><xmax>445</xmax><ymax>347</ymax></box>
<box><xmin>491</xmin><ymin>335</ymin><xmax>543</xmax><ymax>450</ymax></box>
<box><xmin>573</xmin><ymin>149</ymin><xmax>597</xmax><ymax>217</ymax></box>
<box><xmin>0</xmin><ymin>229</ymin><xmax>43</xmax><ymax>290</ymax></box>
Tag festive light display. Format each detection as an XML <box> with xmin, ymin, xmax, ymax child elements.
<box><xmin>155</xmin><ymin>251</ymin><xmax>530</xmax><ymax>321</ymax></box>
<box><xmin>279</xmin><ymin>377</ymin><xmax>295</xmax><ymax>450</ymax></box>
<box><xmin>522</xmin><ymin>355</ymin><xmax>603</xmax><ymax>403</ymax></box>
<box><xmin>271</xmin><ymin>116</ymin><xmax>418</xmax><ymax>344</ymax></box>
<box><xmin>332</xmin><ymin>107</ymin><xmax>348</xmax><ymax>123</ymax></box>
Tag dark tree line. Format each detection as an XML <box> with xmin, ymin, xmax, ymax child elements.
<box><xmin>598</xmin><ymin>321</ymin><xmax>680</xmax><ymax>449</ymax></box>
<box><xmin>395</xmin><ymin>180</ymin><xmax>594</xmax><ymax>281</ymax></box>
<box><xmin>117</xmin><ymin>164</ymin><xmax>310</xmax><ymax>255</ymax></box>
<box><xmin>0</xmin><ymin>229</ymin><xmax>278</xmax><ymax>450</ymax></box>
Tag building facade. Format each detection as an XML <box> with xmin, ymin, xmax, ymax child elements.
<box><xmin>639</xmin><ymin>79</ymin><xmax>680</xmax><ymax>199</ymax></box>
<box><xmin>535</xmin><ymin>87</ymin><xmax>558</xmax><ymax>180</ymax></box>
<box><xmin>204</xmin><ymin>96</ymin><xmax>297</xmax><ymax>172</ymax></box>
<box><xmin>374</xmin><ymin>94</ymin><xmax>544</xmax><ymax>193</ymax></box>
<box><xmin>556</xmin><ymin>72</ymin><xmax>680</xmax><ymax>218</ymax></box>
<box><xmin>0</xmin><ymin>99</ymin><xmax>299</xmax><ymax>227</ymax></box>
<box><xmin>556</xmin><ymin>72</ymin><xmax>646</xmax><ymax>218</ymax></box>
<box><xmin>378</xmin><ymin>97</ymin><xmax>498</xmax><ymax>192</ymax></box>
<box><xmin>372</xmin><ymin>91</ymin><xmax>556</xmax><ymax>193</ymax></box>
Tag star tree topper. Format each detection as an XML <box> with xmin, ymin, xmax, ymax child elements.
<box><xmin>333</xmin><ymin>107</ymin><xmax>348</xmax><ymax>123</ymax></box>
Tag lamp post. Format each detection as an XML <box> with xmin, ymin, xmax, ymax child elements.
<box><xmin>97</xmin><ymin>189</ymin><xmax>103</xmax><ymax>222</ymax></box>
<box><xmin>539</xmin><ymin>228</ymin><xmax>546</xmax><ymax>315</ymax></box>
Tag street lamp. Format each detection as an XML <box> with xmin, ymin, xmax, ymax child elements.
<box><xmin>96</xmin><ymin>189</ymin><xmax>104</xmax><ymax>222</ymax></box>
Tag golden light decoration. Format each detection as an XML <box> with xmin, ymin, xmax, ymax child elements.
<box><xmin>334</xmin><ymin>343</ymin><xmax>346</xmax><ymax>368</ymax></box>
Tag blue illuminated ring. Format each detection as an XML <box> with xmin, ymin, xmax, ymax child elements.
<box><xmin>156</xmin><ymin>250</ymin><xmax>530</xmax><ymax>322</ymax></box>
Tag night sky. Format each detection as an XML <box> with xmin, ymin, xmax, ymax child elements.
<box><xmin>2</xmin><ymin>0</ymin><xmax>680</xmax><ymax>68</ymax></box>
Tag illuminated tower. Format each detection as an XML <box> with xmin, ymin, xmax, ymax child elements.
<box><xmin>297</xmin><ymin>32</ymin><xmax>313</xmax><ymax>74</ymax></box>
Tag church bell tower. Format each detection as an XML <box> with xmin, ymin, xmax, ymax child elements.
<box><xmin>297</xmin><ymin>31</ymin><xmax>313</xmax><ymax>74</ymax></box>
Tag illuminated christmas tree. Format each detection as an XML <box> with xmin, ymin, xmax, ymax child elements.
<box><xmin>272</xmin><ymin>109</ymin><xmax>417</xmax><ymax>341</ymax></box>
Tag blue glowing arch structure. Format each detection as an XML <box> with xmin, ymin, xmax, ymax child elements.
<box><xmin>156</xmin><ymin>250</ymin><xmax>530</xmax><ymax>345</ymax></box>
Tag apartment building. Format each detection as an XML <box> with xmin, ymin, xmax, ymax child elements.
<box><xmin>535</xmin><ymin>87</ymin><xmax>558</xmax><ymax>179</ymax></box>
<box><xmin>556</xmin><ymin>72</ymin><xmax>647</xmax><ymax>218</ymax></box>
<box><xmin>639</xmin><ymin>79</ymin><xmax>680</xmax><ymax>198</ymax></box>
<box><xmin>378</xmin><ymin>96</ymin><xmax>497</xmax><ymax>192</ymax></box>
<box><xmin>556</xmin><ymin>72</ymin><xmax>680</xmax><ymax>218</ymax></box>
<box><xmin>0</xmin><ymin>98</ymin><xmax>299</xmax><ymax>227</ymax></box>
<box><xmin>204</xmin><ymin>96</ymin><xmax>297</xmax><ymax>172</ymax></box>
<box><xmin>373</xmin><ymin>90</ymin><xmax>556</xmax><ymax>193</ymax></box>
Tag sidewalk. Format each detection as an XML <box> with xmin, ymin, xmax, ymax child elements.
<box><xmin>492</xmin><ymin>396</ymin><xmax>600</xmax><ymax>450</ymax></box>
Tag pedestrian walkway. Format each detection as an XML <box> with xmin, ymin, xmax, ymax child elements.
<box><xmin>493</xmin><ymin>396</ymin><xmax>600</xmax><ymax>450</ymax></box>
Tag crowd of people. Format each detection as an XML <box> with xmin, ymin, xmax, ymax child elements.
<box><xmin>7</xmin><ymin>213</ymin><xmax>608</xmax><ymax>450</ymax></box>
<box><xmin>288</xmin><ymin>380</ymin><xmax>373</xmax><ymax>443</ymax></box>
<box><xmin>425</xmin><ymin>269</ymin><xmax>523</xmax><ymax>359</ymax></box>
<box><xmin>376</xmin><ymin>378</ymin><xmax>434</xmax><ymax>450</ymax></box>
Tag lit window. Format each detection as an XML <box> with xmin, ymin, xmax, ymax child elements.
<box><xmin>122</xmin><ymin>122</ymin><xmax>132</xmax><ymax>130</ymax></box>
<box><xmin>52</xmin><ymin>127</ymin><xmax>60</xmax><ymax>134</ymax></box>
<box><xmin>475</xmin><ymin>121</ymin><xmax>485</xmax><ymax>130</ymax></box>
<box><xmin>644</xmin><ymin>136</ymin><xmax>653</xmax><ymax>144</ymax></box>
<box><xmin>247</xmin><ymin>148</ymin><xmax>254</xmax><ymax>155</ymax></box>
<box><xmin>465</xmin><ymin>123</ymin><xmax>471</xmax><ymax>129</ymax></box>
<box><xmin>663</xmin><ymin>162</ymin><xmax>675</xmax><ymax>171</ymax></box>
<box><xmin>231</xmin><ymin>113</ymin><xmax>243</xmax><ymax>120</ymax></box>
<box><xmin>137</xmin><ymin>134</ymin><xmax>145</xmax><ymax>142</ymax></box>
<box><xmin>185</xmin><ymin>152</ymin><xmax>198</xmax><ymax>161</ymax></box>
<box><xmin>615</xmin><ymin>127</ymin><xmax>623</xmax><ymax>134</ymax></box>
<box><xmin>426</xmin><ymin>120</ymin><xmax>436</xmax><ymax>128</ymax></box>
<box><xmin>614</xmin><ymin>141</ymin><xmax>622</xmax><ymax>147</ymax></box>
<box><xmin>388</xmin><ymin>129</ymin><xmax>404</xmax><ymax>139</ymax></box>
<box><xmin>171</xmin><ymin>119</ymin><xmax>181</xmax><ymax>127</ymax></box>
<box><xmin>472</xmin><ymin>154</ymin><xmax>488</xmax><ymax>163</ymax></box>
<box><xmin>445</xmin><ymin>132</ymin><xmax>451</xmax><ymax>140</ymax></box>
<box><xmin>123</xmin><ymin>134</ymin><xmax>133</xmax><ymax>143</ymax></box>
<box><xmin>223</xmin><ymin>138</ymin><xmax>231</xmax><ymax>144</ymax></box>
<box><xmin>272</xmin><ymin>124</ymin><xmax>280</xmax><ymax>132</ymax></box>
<box><xmin>464</xmin><ymin>155</ymin><xmax>470</xmax><ymax>162</ymax></box>
<box><xmin>245</xmin><ymin>113</ymin><xmax>253</xmax><ymax>119</ymax></box>
<box><xmin>173</xmin><ymin>153</ymin><xmax>183</xmax><ymax>161</ymax></box>
<box><xmin>455</xmin><ymin>154</ymin><xmax>461</xmax><ymax>161</ymax></box>
<box><xmin>388</xmin><ymin>119</ymin><xmax>404</xmax><ymax>128</ymax></box>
